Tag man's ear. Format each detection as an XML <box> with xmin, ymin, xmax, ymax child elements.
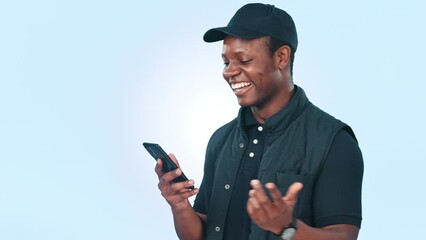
<box><xmin>275</xmin><ymin>45</ymin><xmax>291</xmax><ymax>70</ymax></box>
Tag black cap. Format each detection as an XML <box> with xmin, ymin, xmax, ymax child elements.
<box><xmin>203</xmin><ymin>3</ymin><xmax>298</xmax><ymax>51</ymax></box>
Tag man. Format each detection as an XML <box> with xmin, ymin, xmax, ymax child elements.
<box><xmin>155</xmin><ymin>3</ymin><xmax>363</xmax><ymax>240</ymax></box>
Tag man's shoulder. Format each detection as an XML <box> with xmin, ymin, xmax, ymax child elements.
<box><xmin>304</xmin><ymin>102</ymin><xmax>345</xmax><ymax>127</ymax></box>
<box><xmin>304</xmin><ymin>102</ymin><xmax>357</xmax><ymax>142</ymax></box>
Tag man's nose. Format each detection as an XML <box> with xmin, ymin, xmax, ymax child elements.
<box><xmin>223</xmin><ymin>63</ymin><xmax>240</xmax><ymax>79</ymax></box>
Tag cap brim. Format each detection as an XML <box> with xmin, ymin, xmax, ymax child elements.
<box><xmin>203</xmin><ymin>26</ymin><xmax>265</xmax><ymax>42</ymax></box>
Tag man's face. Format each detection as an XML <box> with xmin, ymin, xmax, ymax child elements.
<box><xmin>221</xmin><ymin>36</ymin><xmax>286</xmax><ymax>109</ymax></box>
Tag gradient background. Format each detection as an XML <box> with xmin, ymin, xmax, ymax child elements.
<box><xmin>1</xmin><ymin>0</ymin><xmax>425</xmax><ymax>239</ymax></box>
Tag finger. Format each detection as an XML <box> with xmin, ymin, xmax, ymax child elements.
<box><xmin>159</xmin><ymin>178</ymin><xmax>195</xmax><ymax>198</ymax></box>
<box><xmin>250</xmin><ymin>180</ymin><xmax>281</xmax><ymax>221</ymax></box>
<box><xmin>158</xmin><ymin>168</ymin><xmax>182</xmax><ymax>188</ymax></box>
<box><xmin>258</xmin><ymin>182</ymin><xmax>287</xmax><ymax>218</ymax></box>
<box><xmin>154</xmin><ymin>159</ymin><xmax>163</xmax><ymax>177</ymax></box>
<box><xmin>168</xmin><ymin>153</ymin><xmax>180</xmax><ymax>168</ymax></box>
<box><xmin>265</xmin><ymin>182</ymin><xmax>284</xmax><ymax>206</ymax></box>
<box><xmin>283</xmin><ymin>182</ymin><xmax>304</xmax><ymax>206</ymax></box>
<box><xmin>247</xmin><ymin>191</ymin><xmax>268</xmax><ymax>222</ymax></box>
<box><xmin>175</xmin><ymin>185</ymin><xmax>198</xmax><ymax>195</ymax></box>
<box><xmin>248</xmin><ymin>189</ymin><xmax>261</xmax><ymax>209</ymax></box>
<box><xmin>162</xmin><ymin>187</ymin><xmax>199</xmax><ymax>204</ymax></box>
<box><xmin>171</xmin><ymin>188</ymin><xmax>199</xmax><ymax>201</ymax></box>
<box><xmin>247</xmin><ymin>198</ymin><xmax>254</xmax><ymax>215</ymax></box>
<box><xmin>247</xmin><ymin>195</ymin><xmax>258</xmax><ymax>215</ymax></box>
<box><xmin>250</xmin><ymin>179</ymin><xmax>270</xmax><ymax>205</ymax></box>
<box><xmin>170</xmin><ymin>179</ymin><xmax>195</xmax><ymax>192</ymax></box>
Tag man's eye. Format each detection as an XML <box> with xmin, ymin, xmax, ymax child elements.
<box><xmin>223</xmin><ymin>62</ymin><xmax>230</xmax><ymax>66</ymax></box>
<box><xmin>240</xmin><ymin>59</ymin><xmax>252</xmax><ymax>64</ymax></box>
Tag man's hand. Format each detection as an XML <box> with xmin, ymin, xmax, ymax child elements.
<box><xmin>247</xmin><ymin>180</ymin><xmax>303</xmax><ymax>235</ymax></box>
<box><xmin>155</xmin><ymin>153</ymin><xmax>198</xmax><ymax>212</ymax></box>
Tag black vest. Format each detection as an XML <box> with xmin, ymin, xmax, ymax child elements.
<box><xmin>202</xmin><ymin>87</ymin><xmax>355</xmax><ymax>240</ymax></box>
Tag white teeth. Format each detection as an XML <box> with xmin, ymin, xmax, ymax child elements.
<box><xmin>231</xmin><ymin>82</ymin><xmax>252</xmax><ymax>90</ymax></box>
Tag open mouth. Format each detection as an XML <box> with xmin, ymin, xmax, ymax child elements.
<box><xmin>231</xmin><ymin>82</ymin><xmax>253</xmax><ymax>92</ymax></box>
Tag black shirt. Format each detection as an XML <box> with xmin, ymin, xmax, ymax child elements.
<box><xmin>223</xmin><ymin>109</ymin><xmax>265</xmax><ymax>239</ymax></box>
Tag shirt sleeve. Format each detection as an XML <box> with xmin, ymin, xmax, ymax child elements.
<box><xmin>193</xmin><ymin>178</ymin><xmax>207</xmax><ymax>214</ymax></box>
<box><xmin>312</xmin><ymin>129</ymin><xmax>364</xmax><ymax>228</ymax></box>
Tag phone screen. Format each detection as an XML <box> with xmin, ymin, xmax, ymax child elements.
<box><xmin>143</xmin><ymin>142</ymin><xmax>194</xmax><ymax>189</ymax></box>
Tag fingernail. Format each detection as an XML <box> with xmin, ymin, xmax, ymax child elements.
<box><xmin>188</xmin><ymin>180</ymin><xmax>194</xmax><ymax>185</ymax></box>
<box><xmin>175</xmin><ymin>169</ymin><xmax>181</xmax><ymax>175</ymax></box>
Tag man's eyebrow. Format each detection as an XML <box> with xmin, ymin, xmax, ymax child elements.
<box><xmin>221</xmin><ymin>50</ymin><xmax>248</xmax><ymax>58</ymax></box>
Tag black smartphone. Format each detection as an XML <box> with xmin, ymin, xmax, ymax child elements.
<box><xmin>143</xmin><ymin>142</ymin><xmax>194</xmax><ymax>190</ymax></box>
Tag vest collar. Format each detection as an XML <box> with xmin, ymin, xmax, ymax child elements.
<box><xmin>237</xmin><ymin>85</ymin><xmax>310</xmax><ymax>134</ymax></box>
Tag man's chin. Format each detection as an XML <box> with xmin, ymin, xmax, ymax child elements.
<box><xmin>237</xmin><ymin>99</ymin><xmax>254</xmax><ymax>108</ymax></box>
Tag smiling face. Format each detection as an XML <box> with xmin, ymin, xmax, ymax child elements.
<box><xmin>222</xmin><ymin>36</ymin><xmax>294</xmax><ymax>120</ymax></box>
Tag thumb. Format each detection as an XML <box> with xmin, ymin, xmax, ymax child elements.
<box><xmin>283</xmin><ymin>182</ymin><xmax>303</xmax><ymax>206</ymax></box>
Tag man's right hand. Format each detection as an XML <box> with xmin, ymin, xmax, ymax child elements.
<box><xmin>155</xmin><ymin>153</ymin><xmax>199</xmax><ymax>212</ymax></box>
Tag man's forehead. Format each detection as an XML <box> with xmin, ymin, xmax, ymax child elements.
<box><xmin>221</xmin><ymin>36</ymin><xmax>269</xmax><ymax>53</ymax></box>
<box><xmin>223</xmin><ymin>35</ymin><xmax>269</xmax><ymax>43</ymax></box>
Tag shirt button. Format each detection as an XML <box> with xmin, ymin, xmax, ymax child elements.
<box><xmin>215</xmin><ymin>226</ymin><xmax>221</xmax><ymax>232</ymax></box>
<box><xmin>225</xmin><ymin>184</ymin><xmax>230</xmax><ymax>189</ymax></box>
<box><xmin>258</xmin><ymin>126</ymin><xmax>263</xmax><ymax>132</ymax></box>
<box><xmin>253</xmin><ymin>139</ymin><xmax>258</xmax><ymax>144</ymax></box>
<box><xmin>239</xmin><ymin>143</ymin><xmax>244</xmax><ymax>148</ymax></box>
<box><xmin>249</xmin><ymin>152</ymin><xmax>254</xmax><ymax>157</ymax></box>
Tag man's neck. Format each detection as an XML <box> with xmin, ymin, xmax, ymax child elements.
<box><xmin>251</xmin><ymin>86</ymin><xmax>295</xmax><ymax>124</ymax></box>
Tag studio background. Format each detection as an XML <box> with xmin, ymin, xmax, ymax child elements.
<box><xmin>1</xmin><ymin>1</ymin><xmax>425</xmax><ymax>239</ymax></box>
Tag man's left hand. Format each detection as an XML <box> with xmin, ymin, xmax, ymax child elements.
<box><xmin>247</xmin><ymin>180</ymin><xmax>303</xmax><ymax>235</ymax></box>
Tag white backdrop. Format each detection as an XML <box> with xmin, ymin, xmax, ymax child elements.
<box><xmin>1</xmin><ymin>1</ymin><xmax>425</xmax><ymax>239</ymax></box>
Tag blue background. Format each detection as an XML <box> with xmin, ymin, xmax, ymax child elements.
<box><xmin>1</xmin><ymin>1</ymin><xmax>425</xmax><ymax>239</ymax></box>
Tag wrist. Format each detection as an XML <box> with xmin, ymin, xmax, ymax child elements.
<box><xmin>272</xmin><ymin>227</ymin><xmax>284</xmax><ymax>236</ymax></box>
<box><xmin>170</xmin><ymin>200</ymin><xmax>192</xmax><ymax>214</ymax></box>
<box><xmin>274</xmin><ymin>216</ymin><xmax>297</xmax><ymax>239</ymax></box>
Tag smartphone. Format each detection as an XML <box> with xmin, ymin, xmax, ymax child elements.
<box><xmin>143</xmin><ymin>142</ymin><xmax>194</xmax><ymax>190</ymax></box>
